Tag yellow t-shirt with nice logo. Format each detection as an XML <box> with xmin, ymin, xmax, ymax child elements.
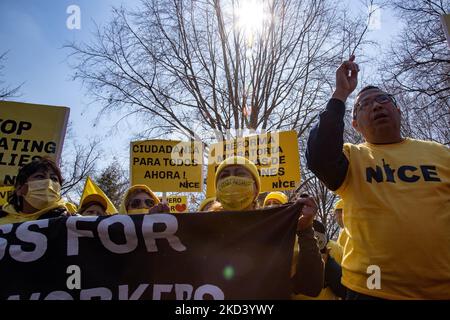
<box><xmin>336</xmin><ymin>138</ymin><xmax>450</xmax><ymax>299</ymax></box>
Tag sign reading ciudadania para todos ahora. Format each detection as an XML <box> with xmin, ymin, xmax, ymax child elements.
<box><xmin>0</xmin><ymin>101</ymin><xmax>69</xmax><ymax>186</ymax></box>
<box><xmin>130</xmin><ymin>140</ymin><xmax>203</xmax><ymax>192</ymax></box>
<box><xmin>206</xmin><ymin>131</ymin><xmax>301</xmax><ymax>197</ymax></box>
<box><xmin>0</xmin><ymin>202</ymin><xmax>301</xmax><ymax>300</ymax></box>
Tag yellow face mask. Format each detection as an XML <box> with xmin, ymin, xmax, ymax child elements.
<box><xmin>24</xmin><ymin>179</ymin><xmax>61</xmax><ymax>210</ymax></box>
<box><xmin>216</xmin><ymin>176</ymin><xmax>256</xmax><ymax>211</ymax></box>
<box><xmin>127</xmin><ymin>208</ymin><xmax>150</xmax><ymax>215</ymax></box>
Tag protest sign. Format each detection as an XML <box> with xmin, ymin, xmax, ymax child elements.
<box><xmin>131</xmin><ymin>140</ymin><xmax>203</xmax><ymax>192</ymax></box>
<box><xmin>0</xmin><ymin>101</ymin><xmax>69</xmax><ymax>186</ymax></box>
<box><xmin>206</xmin><ymin>131</ymin><xmax>300</xmax><ymax>197</ymax></box>
<box><xmin>0</xmin><ymin>186</ymin><xmax>14</xmax><ymax>206</ymax></box>
<box><xmin>159</xmin><ymin>195</ymin><xmax>188</xmax><ymax>214</ymax></box>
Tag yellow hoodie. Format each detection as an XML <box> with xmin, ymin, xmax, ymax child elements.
<box><xmin>119</xmin><ymin>185</ymin><xmax>160</xmax><ymax>214</ymax></box>
<box><xmin>0</xmin><ymin>199</ymin><xmax>69</xmax><ymax>226</ymax></box>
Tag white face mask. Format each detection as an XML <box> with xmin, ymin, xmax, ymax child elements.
<box><xmin>24</xmin><ymin>179</ymin><xmax>61</xmax><ymax>210</ymax></box>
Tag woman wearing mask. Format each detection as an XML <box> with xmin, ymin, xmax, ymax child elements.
<box><xmin>214</xmin><ymin>156</ymin><xmax>261</xmax><ymax>211</ymax></box>
<box><xmin>214</xmin><ymin>156</ymin><xmax>324</xmax><ymax>297</ymax></box>
<box><xmin>0</xmin><ymin>158</ymin><xmax>72</xmax><ymax>225</ymax></box>
<box><xmin>119</xmin><ymin>185</ymin><xmax>170</xmax><ymax>214</ymax></box>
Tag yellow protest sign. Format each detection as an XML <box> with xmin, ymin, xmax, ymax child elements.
<box><xmin>80</xmin><ymin>176</ymin><xmax>118</xmax><ymax>214</ymax></box>
<box><xmin>159</xmin><ymin>195</ymin><xmax>188</xmax><ymax>214</ymax></box>
<box><xmin>0</xmin><ymin>101</ymin><xmax>69</xmax><ymax>186</ymax></box>
<box><xmin>0</xmin><ymin>186</ymin><xmax>14</xmax><ymax>206</ymax></box>
<box><xmin>206</xmin><ymin>131</ymin><xmax>300</xmax><ymax>197</ymax></box>
<box><xmin>130</xmin><ymin>140</ymin><xmax>203</xmax><ymax>192</ymax></box>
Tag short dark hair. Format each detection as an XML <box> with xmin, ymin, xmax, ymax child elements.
<box><xmin>7</xmin><ymin>157</ymin><xmax>63</xmax><ymax>211</ymax></box>
<box><xmin>357</xmin><ymin>85</ymin><xmax>381</xmax><ymax>96</ymax></box>
<box><xmin>353</xmin><ymin>86</ymin><xmax>396</xmax><ymax>120</ymax></box>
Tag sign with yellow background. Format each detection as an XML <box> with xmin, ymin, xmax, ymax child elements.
<box><xmin>130</xmin><ymin>140</ymin><xmax>203</xmax><ymax>192</ymax></box>
<box><xmin>206</xmin><ymin>131</ymin><xmax>300</xmax><ymax>197</ymax></box>
<box><xmin>0</xmin><ymin>186</ymin><xmax>14</xmax><ymax>206</ymax></box>
<box><xmin>159</xmin><ymin>195</ymin><xmax>188</xmax><ymax>214</ymax></box>
<box><xmin>0</xmin><ymin>101</ymin><xmax>69</xmax><ymax>186</ymax></box>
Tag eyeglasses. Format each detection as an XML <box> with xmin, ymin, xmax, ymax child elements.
<box><xmin>129</xmin><ymin>198</ymin><xmax>155</xmax><ymax>209</ymax></box>
<box><xmin>353</xmin><ymin>94</ymin><xmax>395</xmax><ymax>119</ymax></box>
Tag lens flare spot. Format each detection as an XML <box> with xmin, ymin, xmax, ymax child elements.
<box><xmin>223</xmin><ymin>265</ymin><xmax>235</xmax><ymax>280</ymax></box>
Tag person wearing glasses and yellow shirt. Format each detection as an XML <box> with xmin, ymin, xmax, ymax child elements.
<box><xmin>307</xmin><ymin>55</ymin><xmax>450</xmax><ymax>300</ymax></box>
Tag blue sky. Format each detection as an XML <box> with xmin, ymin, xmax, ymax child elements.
<box><xmin>0</xmin><ymin>0</ymin><xmax>403</xmax><ymax>171</ymax></box>
<box><xmin>0</xmin><ymin>0</ymin><xmax>141</xmax><ymax>167</ymax></box>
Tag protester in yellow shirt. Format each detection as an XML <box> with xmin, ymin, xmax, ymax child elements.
<box><xmin>214</xmin><ymin>156</ymin><xmax>324</xmax><ymax>297</ymax></box>
<box><xmin>119</xmin><ymin>184</ymin><xmax>169</xmax><ymax>214</ymax></box>
<box><xmin>0</xmin><ymin>158</ymin><xmax>73</xmax><ymax>225</ymax></box>
<box><xmin>307</xmin><ymin>55</ymin><xmax>450</xmax><ymax>299</ymax></box>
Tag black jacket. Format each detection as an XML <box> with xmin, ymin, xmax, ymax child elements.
<box><xmin>306</xmin><ymin>98</ymin><xmax>349</xmax><ymax>191</ymax></box>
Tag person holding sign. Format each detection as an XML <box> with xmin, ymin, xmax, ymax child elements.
<box><xmin>214</xmin><ymin>156</ymin><xmax>324</xmax><ymax>297</ymax></box>
<box><xmin>0</xmin><ymin>158</ymin><xmax>73</xmax><ymax>225</ymax></box>
<box><xmin>292</xmin><ymin>220</ymin><xmax>346</xmax><ymax>300</ymax></box>
<box><xmin>119</xmin><ymin>185</ymin><xmax>170</xmax><ymax>214</ymax></box>
<box><xmin>306</xmin><ymin>55</ymin><xmax>450</xmax><ymax>299</ymax></box>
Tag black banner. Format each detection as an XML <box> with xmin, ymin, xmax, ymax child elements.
<box><xmin>0</xmin><ymin>202</ymin><xmax>300</xmax><ymax>300</ymax></box>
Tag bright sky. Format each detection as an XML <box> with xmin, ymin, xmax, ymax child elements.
<box><xmin>0</xmin><ymin>0</ymin><xmax>403</xmax><ymax>171</ymax></box>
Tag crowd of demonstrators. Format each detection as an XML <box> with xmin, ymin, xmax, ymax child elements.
<box><xmin>0</xmin><ymin>155</ymin><xmax>325</xmax><ymax>298</ymax></box>
<box><xmin>1</xmin><ymin>50</ymin><xmax>448</xmax><ymax>301</ymax></box>
<box><xmin>307</xmin><ymin>55</ymin><xmax>450</xmax><ymax>300</ymax></box>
